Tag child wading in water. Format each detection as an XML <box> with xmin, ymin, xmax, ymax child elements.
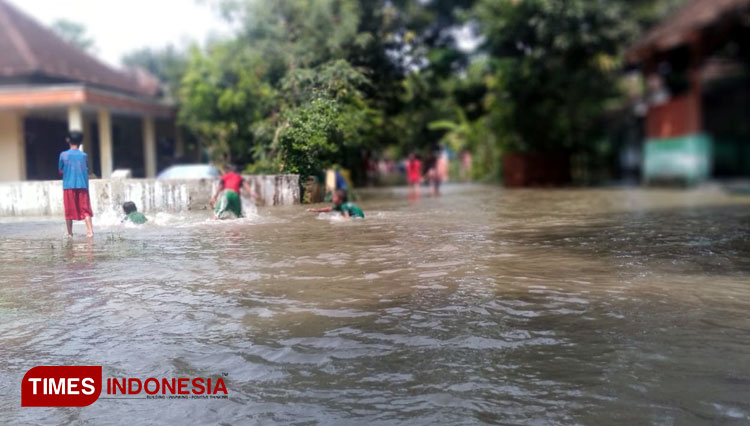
<box><xmin>210</xmin><ymin>165</ymin><xmax>257</xmax><ymax>219</ymax></box>
<box><xmin>58</xmin><ymin>130</ymin><xmax>94</xmax><ymax>237</ymax></box>
<box><xmin>307</xmin><ymin>190</ymin><xmax>365</xmax><ymax>218</ymax></box>
<box><xmin>122</xmin><ymin>202</ymin><xmax>147</xmax><ymax>224</ymax></box>
<box><xmin>406</xmin><ymin>152</ymin><xmax>422</xmax><ymax>199</ymax></box>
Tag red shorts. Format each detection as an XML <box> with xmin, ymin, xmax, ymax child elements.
<box><xmin>63</xmin><ymin>189</ymin><xmax>93</xmax><ymax>220</ymax></box>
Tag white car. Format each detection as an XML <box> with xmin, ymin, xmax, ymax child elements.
<box><xmin>157</xmin><ymin>164</ymin><xmax>221</xmax><ymax>180</ymax></box>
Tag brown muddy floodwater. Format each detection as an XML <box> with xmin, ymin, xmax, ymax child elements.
<box><xmin>1</xmin><ymin>185</ymin><xmax>750</xmax><ymax>425</ymax></box>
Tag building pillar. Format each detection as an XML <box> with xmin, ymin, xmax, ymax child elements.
<box><xmin>82</xmin><ymin>115</ymin><xmax>94</xmax><ymax>173</ymax></box>
<box><xmin>142</xmin><ymin>115</ymin><xmax>156</xmax><ymax>178</ymax></box>
<box><xmin>67</xmin><ymin>104</ymin><xmax>95</xmax><ymax>172</ymax></box>
<box><xmin>0</xmin><ymin>111</ymin><xmax>25</xmax><ymax>182</ymax></box>
<box><xmin>67</xmin><ymin>105</ymin><xmax>83</xmax><ymax>132</ymax></box>
<box><xmin>98</xmin><ymin>108</ymin><xmax>113</xmax><ymax>178</ymax></box>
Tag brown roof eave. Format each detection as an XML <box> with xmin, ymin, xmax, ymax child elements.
<box><xmin>0</xmin><ymin>84</ymin><xmax>174</xmax><ymax>118</ymax></box>
<box><xmin>627</xmin><ymin>0</ymin><xmax>750</xmax><ymax>65</ymax></box>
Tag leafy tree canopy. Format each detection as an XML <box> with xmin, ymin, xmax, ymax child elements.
<box><xmin>123</xmin><ymin>0</ymin><xmax>685</xmax><ymax>184</ymax></box>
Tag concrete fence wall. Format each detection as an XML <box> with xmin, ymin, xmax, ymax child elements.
<box><xmin>0</xmin><ymin>174</ymin><xmax>300</xmax><ymax>217</ymax></box>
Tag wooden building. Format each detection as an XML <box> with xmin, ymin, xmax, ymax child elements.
<box><xmin>629</xmin><ymin>0</ymin><xmax>750</xmax><ymax>184</ymax></box>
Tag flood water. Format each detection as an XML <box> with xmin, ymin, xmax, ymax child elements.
<box><xmin>1</xmin><ymin>185</ymin><xmax>750</xmax><ymax>425</ymax></box>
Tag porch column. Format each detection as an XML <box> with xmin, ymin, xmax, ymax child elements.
<box><xmin>142</xmin><ymin>115</ymin><xmax>156</xmax><ymax>178</ymax></box>
<box><xmin>67</xmin><ymin>105</ymin><xmax>83</xmax><ymax>132</ymax></box>
<box><xmin>82</xmin><ymin>115</ymin><xmax>94</xmax><ymax>173</ymax></box>
<box><xmin>98</xmin><ymin>108</ymin><xmax>113</xmax><ymax>178</ymax></box>
<box><xmin>0</xmin><ymin>111</ymin><xmax>25</xmax><ymax>182</ymax></box>
<box><xmin>68</xmin><ymin>105</ymin><xmax>96</xmax><ymax>174</ymax></box>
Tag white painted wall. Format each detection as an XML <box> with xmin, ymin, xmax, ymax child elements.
<box><xmin>0</xmin><ymin>175</ymin><xmax>300</xmax><ymax>216</ymax></box>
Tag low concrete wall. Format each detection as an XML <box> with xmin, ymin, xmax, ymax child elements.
<box><xmin>248</xmin><ymin>174</ymin><xmax>301</xmax><ymax>207</ymax></box>
<box><xmin>0</xmin><ymin>174</ymin><xmax>299</xmax><ymax>216</ymax></box>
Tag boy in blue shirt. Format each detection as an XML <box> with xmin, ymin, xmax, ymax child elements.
<box><xmin>58</xmin><ymin>131</ymin><xmax>94</xmax><ymax>237</ymax></box>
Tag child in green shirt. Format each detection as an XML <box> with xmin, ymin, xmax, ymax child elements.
<box><xmin>122</xmin><ymin>201</ymin><xmax>147</xmax><ymax>225</ymax></box>
<box><xmin>307</xmin><ymin>190</ymin><xmax>364</xmax><ymax>218</ymax></box>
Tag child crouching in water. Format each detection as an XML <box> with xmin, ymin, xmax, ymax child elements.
<box><xmin>210</xmin><ymin>165</ymin><xmax>257</xmax><ymax>220</ymax></box>
<box><xmin>307</xmin><ymin>190</ymin><xmax>364</xmax><ymax>218</ymax></box>
<box><xmin>122</xmin><ymin>201</ymin><xmax>147</xmax><ymax>224</ymax></box>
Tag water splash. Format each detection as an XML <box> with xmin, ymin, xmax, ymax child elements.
<box><xmin>92</xmin><ymin>198</ymin><xmax>264</xmax><ymax>230</ymax></box>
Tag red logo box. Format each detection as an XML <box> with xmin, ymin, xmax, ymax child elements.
<box><xmin>22</xmin><ymin>366</ymin><xmax>102</xmax><ymax>407</ymax></box>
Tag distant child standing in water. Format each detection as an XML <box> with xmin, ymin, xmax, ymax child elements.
<box><xmin>425</xmin><ymin>147</ymin><xmax>449</xmax><ymax>196</ymax></box>
<box><xmin>406</xmin><ymin>152</ymin><xmax>422</xmax><ymax>199</ymax></box>
<box><xmin>122</xmin><ymin>201</ymin><xmax>147</xmax><ymax>224</ymax></box>
<box><xmin>424</xmin><ymin>151</ymin><xmax>439</xmax><ymax>196</ymax></box>
<box><xmin>307</xmin><ymin>189</ymin><xmax>365</xmax><ymax>218</ymax></box>
<box><xmin>58</xmin><ymin>131</ymin><xmax>94</xmax><ymax>237</ymax></box>
<box><xmin>210</xmin><ymin>165</ymin><xmax>257</xmax><ymax>219</ymax></box>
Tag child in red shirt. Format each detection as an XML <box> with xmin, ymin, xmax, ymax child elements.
<box><xmin>210</xmin><ymin>165</ymin><xmax>257</xmax><ymax>219</ymax></box>
<box><xmin>406</xmin><ymin>153</ymin><xmax>422</xmax><ymax>199</ymax></box>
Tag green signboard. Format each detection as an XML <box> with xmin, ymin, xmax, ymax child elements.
<box><xmin>642</xmin><ymin>133</ymin><xmax>713</xmax><ymax>185</ymax></box>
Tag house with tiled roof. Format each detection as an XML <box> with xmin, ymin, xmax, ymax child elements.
<box><xmin>0</xmin><ymin>0</ymin><xmax>182</xmax><ymax>181</ymax></box>
<box><xmin>628</xmin><ymin>0</ymin><xmax>750</xmax><ymax>183</ymax></box>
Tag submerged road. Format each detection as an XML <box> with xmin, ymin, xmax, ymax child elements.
<box><xmin>1</xmin><ymin>185</ymin><xmax>749</xmax><ymax>424</ymax></box>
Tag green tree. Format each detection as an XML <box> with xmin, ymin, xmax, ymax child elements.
<box><xmin>474</xmin><ymin>0</ymin><xmax>634</xmax><ymax>154</ymax></box>
<box><xmin>273</xmin><ymin>60</ymin><xmax>377</xmax><ymax>178</ymax></box>
<box><xmin>179</xmin><ymin>0</ymin><xmax>682</xmax><ymax>185</ymax></box>
<box><xmin>185</xmin><ymin>0</ymin><xmax>383</xmax><ymax>178</ymax></box>
<box><xmin>179</xmin><ymin>40</ymin><xmax>274</xmax><ymax>166</ymax></box>
<box><xmin>463</xmin><ymin>0</ymin><xmax>689</xmax><ymax>182</ymax></box>
<box><xmin>203</xmin><ymin>0</ymin><xmax>476</xmax><ymax>174</ymax></box>
<box><xmin>122</xmin><ymin>46</ymin><xmax>189</xmax><ymax>101</ymax></box>
<box><xmin>51</xmin><ymin>19</ymin><xmax>96</xmax><ymax>53</ymax></box>
<box><xmin>220</xmin><ymin>0</ymin><xmax>362</xmax><ymax>70</ymax></box>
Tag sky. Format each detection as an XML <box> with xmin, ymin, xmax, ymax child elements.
<box><xmin>11</xmin><ymin>0</ymin><xmax>230</xmax><ymax>68</ymax></box>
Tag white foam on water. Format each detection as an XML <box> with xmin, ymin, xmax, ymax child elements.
<box><xmin>94</xmin><ymin>208</ymin><xmax>191</xmax><ymax>229</ymax></box>
<box><xmin>315</xmin><ymin>212</ymin><xmax>368</xmax><ymax>224</ymax></box>
<box><xmin>242</xmin><ymin>198</ymin><xmax>258</xmax><ymax>216</ymax></box>
<box><xmin>152</xmin><ymin>212</ymin><xmax>198</xmax><ymax>227</ymax></box>
<box><xmin>199</xmin><ymin>199</ymin><xmax>272</xmax><ymax>226</ymax></box>
<box><xmin>316</xmin><ymin>212</ymin><xmax>346</xmax><ymax>222</ymax></box>
<box><xmin>93</xmin><ymin>208</ymin><xmax>128</xmax><ymax>227</ymax></box>
<box><xmin>91</xmin><ymin>199</ymin><xmax>269</xmax><ymax>231</ymax></box>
